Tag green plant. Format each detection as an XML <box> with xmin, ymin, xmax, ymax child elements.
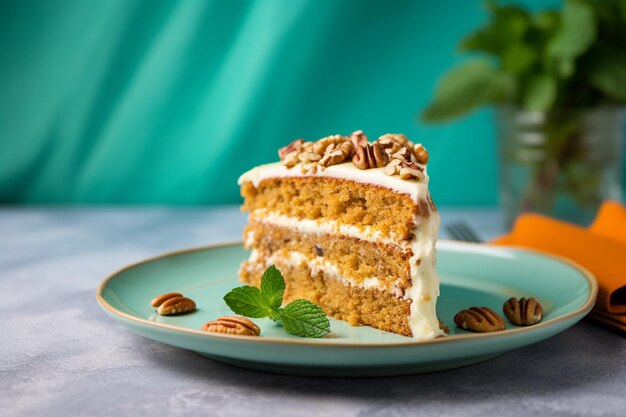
<box><xmin>422</xmin><ymin>0</ymin><xmax>626</xmax><ymax>122</ymax></box>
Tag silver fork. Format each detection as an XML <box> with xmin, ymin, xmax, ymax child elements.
<box><xmin>445</xmin><ymin>221</ymin><xmax>484</xmax><ymax>243</ymax></box>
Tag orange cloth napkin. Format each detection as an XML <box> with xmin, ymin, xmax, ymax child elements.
<box><xmin>491</xmin><ymin>200</ymin><xmax>626</xmax><ymax>332</ymax></box>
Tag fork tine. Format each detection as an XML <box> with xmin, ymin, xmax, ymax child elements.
<box><xmin>446</xmin><ymin>223</ymin><xmax>468</xmax><ymax>241</ymax></box>
<box><xmin>456</xmin><ymin>222</ymin><xmax>482</xmax><ymax>243</ymax></box>
<box><xmin>453</xmin><ymin>223</ymin><xmax>475</xmax><ymax>242</ymax></box>
<box><xmin>445</xmin><ymin>221</ymin><xmax>483</xmax><ymax>243</ymax></box>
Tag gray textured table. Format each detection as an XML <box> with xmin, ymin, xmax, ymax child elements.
<box><xmin>2</xmin><ymin>207</ymin><xmax>625</xmax><ymax>417</ymax></box>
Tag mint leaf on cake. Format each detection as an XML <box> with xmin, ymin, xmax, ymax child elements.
<box><xmin>223</xmin><ymin>265</ymin><xmax>331</xmax><ymax>338</ymax></box>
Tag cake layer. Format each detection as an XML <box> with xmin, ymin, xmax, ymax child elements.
<box><xmin>241</xmin><ymin>257</ymin><xmax>413</xmax><ymax>336</ymax></box>
<box><xmin>243</xmin><ymin>221</ymin><xmax>412</xmax><ymax>293</ymax></box>
<box><xmin>241</xmin><ymin>176</ymin><xmax>434</xmax><ymax>241</ymax></box>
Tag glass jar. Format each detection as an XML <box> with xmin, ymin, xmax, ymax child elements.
<box><xmin>496</xmin><ymin>106</ymin><xmax>624</xmax><ymax>226</ymax></box>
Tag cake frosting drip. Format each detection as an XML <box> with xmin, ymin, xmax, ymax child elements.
<box><xmin>406</xmin><ymin>208</ymin><xmax>445</xmax><ymax>339</ymax></box>
<box><xmin>238</xmin><ymin>161</ymin><xmax>429</xmax><ymax>202</ymax></box>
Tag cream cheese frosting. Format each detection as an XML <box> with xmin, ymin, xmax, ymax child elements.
<box><xmin>238</xmin><ymin>161</ymin><xmax>430</xmax><ymax>202</ymax></box>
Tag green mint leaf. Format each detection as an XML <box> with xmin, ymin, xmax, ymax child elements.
<box><xmin>259</xmin><ymin>264</ymin><xmax>285</xmax><ymax>311</ymax></box>
<box><xmin>281</xmin><ymin>299</ymin><xmax>330</xmax><ymax>338</ymax></box>
<box><xmin>223</xmin><ymin>286</ymin><xmax>273</xmax><ymax>318</ymax></box>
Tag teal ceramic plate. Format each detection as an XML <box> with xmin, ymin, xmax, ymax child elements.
<box><xmin>97</xmin><ymin>241</ymin><xmax>596</xmax><ymax>377</ymax></box>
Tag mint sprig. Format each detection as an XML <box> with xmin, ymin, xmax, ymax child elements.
<box><xmin>223</xmin><ymin>265</ymin><xmax>330</xmax><ymax>338</ymax></box>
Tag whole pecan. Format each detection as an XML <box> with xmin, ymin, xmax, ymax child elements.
<box><xmin>454</xmin><ymin>307</ymin><xmax>506</xmax><ymax>332</ymax></box>
<box><xmin>151</xmin><ymin>292</ymin><xmax>183</xmax><ymax>307</ymax></box>
<box><xmin>157</xmin><ymin>296</ymin><xmax>196</xmax><ymax>316</ymax></box>
<box><xmin>503</xmin><ymin>297</ymin><xmax>543</xmax><ymax>326</ymax></box>
<box><xmin>352</xmin><ymin>142</ymin><xmax>388</xmax><ymax>169</ymax></box>
<box><xmin>201</xmin><ymin>316</ymin><xmax>261</xmax><ymax>336</ymax></box>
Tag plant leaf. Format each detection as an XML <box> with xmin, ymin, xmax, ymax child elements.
<box><xmin>523</xmin><ymin>74</ymin><xmax>557</xmax><ymax>111</ymax></box>
<box><xmin>259</xmin><ymin>264</ymin><xmax>285</xmax><ymax>311</ymax></box>
<box><xmin>502</xmin><ymin>42</ymin><xmax>536</xmax><ymax>74</ymax></box>
<box><xmin>421</xmin><ymin>59</ymin><xmax>514</xmax><ymax>122</ymax></box>
<box><xmin>589</xmin><ymin>53</ymin><xmax>626</xmax><ymax>101</ymax></box>
<box><xmin>281</xmin><ymin>299</ymin><xmax>330</xmax><ymax>338</ymax></box>
<box><xmin>223</xmin><ymin>286</ymin><xmax>273</xmax><ymax>318</ymax></box>
<box><xmin>460</xmin><ymin>2</ymin><xmax>530</xmax><ymax>56</ymax></box>
<box><xmin>547</xmin><ymin>0</ymin><xmax>596</xmax><ymax>60</ymax></box>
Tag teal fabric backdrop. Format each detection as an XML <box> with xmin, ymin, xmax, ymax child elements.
<box><xmin>5</xmin><ymin>0</ymin><xmax>610</xmax><ymax>207</ymax></box>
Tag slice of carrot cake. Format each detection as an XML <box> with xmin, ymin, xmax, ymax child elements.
<box><xmin>237</xmin><ymin>130</ymin><xmax>445</xmax><ymax>340</ymax></box>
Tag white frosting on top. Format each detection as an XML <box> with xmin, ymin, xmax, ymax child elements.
<box><xmin>238</xmin><ymin>162</ymin><xmax>429</xmax><ymax>201</ymax></box>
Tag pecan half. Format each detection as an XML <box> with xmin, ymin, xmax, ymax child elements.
<box><xmin>201</xmin><ymin>316</ymin><xmax>261</xmax><ymax>336</ymax></box>
<box><xmin>157</xmin><ymin>296</ymin><xmax>196</xmax><ymax>316</ymax></box>
<box><xmin>151</xmin><ymin>292</ymin><xmax>182</xmax><ymax>307</ymax></box>
<box><xmin>352</xmin><ymin>142</ymin><xmax>388</xmax><ymax>169</ymax></box>
<box><xmin>503</xmin><ymin>297</ymin><xmax>543</xmax><ymax>326</ymax></box>
<box><xmin>454</xmin><ymin>307</ymin><xmax>506</xmax><ymax>332</ymax></box>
